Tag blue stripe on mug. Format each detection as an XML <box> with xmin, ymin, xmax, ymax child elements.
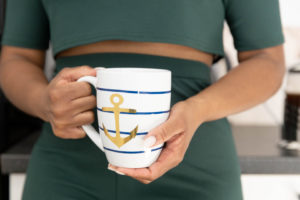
<box><xmin>97</xmin><ymin>87</ymin><xmax>171</xmax><ymax>94</ymax></box>
<box><xmin>99</xmin><ymin>127</ymin><xmax>148</xmax><ymax>135</ymax></box>
<box><xmin>103</xmin><ymin>146</ymin><xmax>163</xmax><ymax>154</ymax></box>
<box><xmin>97</xmin><ymin>108</ymin><xmax>170</xmax><ymax>115</ymax></box>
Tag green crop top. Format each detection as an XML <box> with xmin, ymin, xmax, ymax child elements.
<box><xmin>2</xmin><ymin>0</ymin><xmax>284</xmax><ymax>57</ymax></box>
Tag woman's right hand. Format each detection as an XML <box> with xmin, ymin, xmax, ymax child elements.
<box><xmin>41</xmin><ymin>66</ymin><xmax>97</xmax><ymax>139</ymax></box>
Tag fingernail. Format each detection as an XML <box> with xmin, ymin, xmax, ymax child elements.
<box><xmin>107</xmin><ymin>165</ymin><xmax>115</xmax><ymax>171</ymax></box>
<box><xmin>144</xmin><ymin>136</ymin><xmax>156</xmax><ymax>148</ymax></box>
<box><xmin>115</xmin><ymin>170</ymin><xmax>125</xmax><ymax>175</ymax></box>
<box><xmin>107</xmin><ymin>165</ymin><xmax>125</xmax><ymax>175</ymax></box>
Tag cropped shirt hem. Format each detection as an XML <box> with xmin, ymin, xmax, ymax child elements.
<box><xmin>53</xmin><ymin>32</ymin><xmax>225</xmax><ymax>57</ymax></box>
<box><xmin>1</xmin><ymin>0</ymin><xmax>284</xmax><ymax>60</ymax></box>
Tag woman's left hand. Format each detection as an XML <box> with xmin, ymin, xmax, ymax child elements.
<box><xmin>108</xmin><ymin>99</ymin><xmax>203</xmax><ymax>184</ymax></box>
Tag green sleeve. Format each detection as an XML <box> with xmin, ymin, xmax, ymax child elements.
<box><xmin>225</xmin><ymin>0</ymin><xmax>284</xmax><ymax>51</ymax></box>
<box><xmin>1</xmin><ymin>0</ymin><xmax>50</xmax><ymax>50</ymax></box>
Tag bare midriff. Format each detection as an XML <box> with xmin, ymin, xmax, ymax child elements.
<box><xmin>57</xmin><ymin>40</ymin><xmax>214</xmax><ymax>66</ymax></box>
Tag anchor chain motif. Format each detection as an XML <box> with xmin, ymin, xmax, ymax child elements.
<box><xmin>102</xmin><ymin>94</ymin><xmax>138</xmax><ymax>148</ymax></box>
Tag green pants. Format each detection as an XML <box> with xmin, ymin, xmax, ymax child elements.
<box><xmin>22</xmin><ymin>53</ymin><xmax>243</xmax><ymax>200</ymax></box>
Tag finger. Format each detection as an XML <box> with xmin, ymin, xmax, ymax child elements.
<box><xmin>111</xmin><ymin>141</ymin><xmax>182</xmax><ymax>181</ymax></box>
<box><xmin>70</xmin><ymin>95</ymin><xmax>96</xmax><ymax>114</ymax></box>
<box><xmin>148</xmin><ymin>144</ymin><xmax>183</xmax><ymax>177</ymax></box>
<box><xmin>50</xmin><ymin>107</ymin><xmax>94</xmax><ymax>132</ymax></box>
<box><xmin>108</xmin><ymin>164</ymin><xmax>149</xmax><ymax>178</ymax></box>
<box><xmin>135</xmin><ymin>179</ymin><xmax>152</xmax><ymax>184</ymax></box>
<box><xmin>59</xmin><ymin>66</ymin><xmax>96</xmax><ymax>82</ymax></box>
<box><xmin>66</xmin><ymin>127</ymin><xmax>86</xmax><ymax>139</ymax></box>
<box><xmin>58</xmin><ymin>82</ymin><xmax>94</xmax><ymax>100</ymax></box>
<box><xmin>71</xmin><ymin>111</ymin><xmax>95</xmax><ymax>126</ymax></box>
<box><xmin>108</xmin><ymin>165</ymin><xmax>151</xmax><ymax>184</ymax></box>
<box><xmin>144</xmin><ymin>115</ymin><xmax>184</xmax><ymax>147</ymax></box>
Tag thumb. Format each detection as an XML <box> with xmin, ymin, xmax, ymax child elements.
<box><xmin>60</xmin><ymin>65</ymin><xmax>97</xmax><ymax>82</ymax></box>
<box><xmin>144</xmin><ymin>116</ymin><xmax>183</xmax><ymax>147</ymax></box>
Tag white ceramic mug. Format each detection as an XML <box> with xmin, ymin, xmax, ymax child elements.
<box><xmin>78</xmin><ymin>67</ymin><xmax>171</xmax><ymax>168</ymax></box>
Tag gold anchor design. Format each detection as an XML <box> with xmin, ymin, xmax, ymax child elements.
<box><xmin>102</xmin><ymin>94</ymin><xmax>138</xmax><ymax>148</ymax></box>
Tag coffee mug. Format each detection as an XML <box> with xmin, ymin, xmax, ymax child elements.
<box><xmin>77</xmin><ymin>67</ymin><xmax>171</xmax><ymax>168</ymax></box>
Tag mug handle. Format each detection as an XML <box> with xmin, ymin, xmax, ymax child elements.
<box><xmin>77</xmin><ymin>76</ymin><xmax>104</xmax><ymax>152</ymax></box>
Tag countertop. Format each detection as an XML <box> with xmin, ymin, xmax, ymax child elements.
<box><xmin>1</xmin><ymin>126</ymin><xmax>300</xmax><ymax>174</ymax></box>
<box><xmin>233</xmin><ymin>126</ymin><xmax>300</xmax><ymax>174</ymax></box>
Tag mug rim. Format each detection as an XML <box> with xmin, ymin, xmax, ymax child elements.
<box><xmin>95</xmin><ymin>67</ymin><xmax>171</xmax><ymax>74</ymax></box>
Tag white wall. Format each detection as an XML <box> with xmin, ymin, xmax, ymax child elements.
<box><xmin>280</xmin><ymin>0</ymin><xmax>300</xmax><ymax>27</ymax></box>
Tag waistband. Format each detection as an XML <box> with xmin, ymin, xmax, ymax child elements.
<box><xmin>55</xmin><ymin>53</ymin><xmax>211</xmax><ymax>83</ymax></box>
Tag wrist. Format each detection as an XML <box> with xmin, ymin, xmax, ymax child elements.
<box><xmin>185</xmin><ymin>94</ymin><xmax>212</xmax><ymax>125</ymax></box>
<box><xmin>30</xmin><ymin>85</ymin><xmax>50</xmax><ymax>122</ymax></box>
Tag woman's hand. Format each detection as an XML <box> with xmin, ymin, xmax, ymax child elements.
<box><xmin>109</xmin><ymin>99</ymin><xmax>203</xmax><ymax>184</ymax></box>
<box><xmin>41</xmin><ymin>66</ymin><xmax>96</xmax><ymax>139</ymax></box>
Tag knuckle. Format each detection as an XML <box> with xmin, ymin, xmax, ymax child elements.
<box><xmin>178</xmin><ymin>156</ymin><xmax>184</xmax><ymax>164</ymax></box>
<box><xmin>179</xmin><ymin>151</ymin><xmax>185</xmax><ymax>161</ymax></box>
<box><xmin>69</xmin><ymin>128</ymin><xmax>86</xmax><ymax>139</ymax></box>
<box><xmin>80</xmin><ymin>65</ymin><xmax>92</xmax><ymax>70</ymax></box>
<box><xmin>172</xmin><ymin>115</ymin><xmax>185</xmax><ymax>131</ymax></box>
<box><xmin>67</xmin><ymin>133</ymin><xmax>79</xmax><ymax>139</ymax></box>
<box><xmin>148</xmin><ymin>174</ymin><xmax>156</xmax><ymax>182</ymax></box>
<box><xmin>179</xmin><ymin>118</ymin><xmax>187</xmax><ymax>130</ymax></box>
<box><xmin>143</xmin><ymin>180</ymin><xmax>151</xmax><ymax>185</ymax></box>
<box><xmin>53</xmin><ymin>128</ymin><xmax>65</xmax><ymax>138</ymax></box>
<box><xmin>53</xmin><ymin>119</ymin><xmax>66</xmax><ymax>130</ymax></box>
<box><xmin>52</xmin><ymin>106</ymin><xmax>65</xmax><ymax>118</ymax></box>
<box><xmin>82</xmin><ymin>83</ymin><xmax>92</xmax><ymax>94</ymax></box>
<box><xmin>61</xmin><ymin>67</ymin><xmax>71</xmax><ymax>74</ymax></box>
<box><xmin>48</xmin><ymin>89</ymin><xmax>60</xmax><ymax>103</ymax></box>
<box><xmin>77</xmin><ymin>130</ymin><xmax>87</xmax><ymax>138</ymax></box>
<box><xmin>90</xmin><ymin>95</ymin><xmax>97</xmax><ymax>105</ymax></box>
<box><xmin>64</xmin><ymin>83</ymin><xmax>72</xmax><ymax>91</ymax></box>
<box><xmin>160</xmin><ymin>126</ymin><xmax>169</xmax><ymax>141</ymax></box>
<box><xmin>174</xmin><ymin>155</ymin><xmax>184</xmax><ymax>165</ymax></box>
<box><xmin>87</xmin><ymin>112</ymin><xmax>95</xmax><ymax>123</ymax></box>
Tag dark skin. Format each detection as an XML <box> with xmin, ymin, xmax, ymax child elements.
<box><xmin>0</xmin><ymin>40</ymin><xmax>285</xmax><ymax>183</ymax></box>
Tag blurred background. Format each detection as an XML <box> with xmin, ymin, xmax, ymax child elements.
<box><xmin>224</xmin><ymin>0</ymin><xmax>300</xmax><ymax>126</ymax></box>
<box><xmin>0</xmin><ymin>0</ymin><xmax>300</xmax><ymax>200</ymax></box>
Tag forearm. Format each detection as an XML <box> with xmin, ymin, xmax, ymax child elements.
<box><xmin>187</xmin><ymin>49</ymin><xmax>285</xmax><ymax>124</ymax></box>
<box><xmin>0</xmin><ymin>57</ymin><xmax>48</xmax><ymax>121</ymax></box>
